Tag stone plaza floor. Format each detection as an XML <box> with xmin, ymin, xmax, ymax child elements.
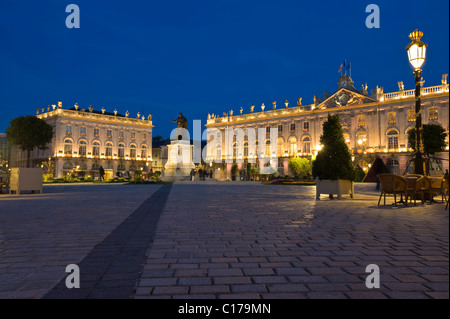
<box><xmin>0</xmin><ymin>181</ymin><xmax>448</xmax><ymax>299</ymax></box>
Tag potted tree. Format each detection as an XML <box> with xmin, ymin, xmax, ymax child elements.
<box><xmin>6</xmin><ymin>115</ymin><xmax>53</xmax><ymax>194</ymax></box>
<box><xmin>231</xmin><ymin>164</ymin><xmax>239</xmax><ymax>181</ymax></box>
<box><xmin>312</xmin><ymin>114</ymin><xmax>355</xmax><ymax>199</ymax></box>
<box><xmin>407</xmin><ymin>123</ymin><xmax>448</xmax><ymax>175</ymax></box>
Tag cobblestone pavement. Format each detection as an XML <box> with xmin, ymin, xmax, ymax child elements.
<box><xmin>0</xmin><ymin>183</ymin><xmax>162</xmax><ymax>298</ymax></box>
<box><xmin>0</xmin><ymin>181</ymin><xmax>448</xmax><ymax>299</ymax></box>
<box><xmin>135</xmin><ymin>181</ymin><xmax>448</xmax><ymax>299</ymax></box>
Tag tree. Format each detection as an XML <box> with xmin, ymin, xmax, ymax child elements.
<box><xmin>407</xmin><ymin>123</ymin><xmax>447</xmax><ymax>155</ymax></box>
<box><xmin>288</xmin><ymin>157</ymin><xmax>312</xmax><ymax>179</ymax></box>
<box><xmin>6</xmin><ymin>116</ymin><xmax>53</xmax><ymax>168</ymax></box>
<box><xmin>312</xmin><ymin>114</ymin><xmax>355</xmax><ymax>181</ymax></box>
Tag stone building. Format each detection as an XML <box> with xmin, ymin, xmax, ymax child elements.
<box><xmin>11</xmin><ymin>102</ymin><xmax>153</xmax><ymax>179</ymax></box>
<box><xmin>205</xmin><ymin>74</ymin><xmax>449</xmax><ymax>180</ymax></box>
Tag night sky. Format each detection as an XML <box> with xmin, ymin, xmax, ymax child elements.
<box><xmin>0</xmin><ymin>0</ymin><xmax>448</xmax><ymax>139</ymax></box>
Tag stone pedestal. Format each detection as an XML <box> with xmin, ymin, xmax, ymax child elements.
<box><xmin>163</xmin><ymin>140</ymin><xmax>195</xmax><ymax>181</ymax></box>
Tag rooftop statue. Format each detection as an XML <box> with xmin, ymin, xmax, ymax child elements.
<box><xmin>172</xmin><ymin>112</ymin><xmax>188</xmax><ymax>129</ymax></box>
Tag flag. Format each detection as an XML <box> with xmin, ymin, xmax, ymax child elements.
<box><xmin>338</xmin><ymin>63</ymin><xmax>343</xmax><ymax>73</ymax></box>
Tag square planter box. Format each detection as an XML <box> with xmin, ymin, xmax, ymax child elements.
<box><xmin>9</xmin><ymin>168</ymin><xmax>43</xmax><ymax>195</ymax></box>
<box><xmin>316</xmin><ymin>179</ymin><xmax>354</xmax><ymax>199</ymax></box>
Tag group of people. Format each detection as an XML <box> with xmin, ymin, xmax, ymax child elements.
<box><xmin>190</xmin><ymin>168</ymin><xmax>212</xmax><ymax>181</ymax></box>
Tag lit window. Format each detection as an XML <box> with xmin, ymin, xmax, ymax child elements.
<box><xmin>118</xmin><ymin>143</ymin><xmax>125</xmax><ymax>158</ymax></box>
<box><xmin>387</xmin><ymin>159</ymin><xmax>399</xmax><ymax>175</ymax></box>
<box><xmin>303</xmin><ymin>121</ymin><xmax>309</xmax><ymax>132</ymax></box>
<box><xmin>357</xmin><ymin>114</ymin><xmax>365</xmax><ymax>127</ymax></box>
<box><xmin>302</xmin><ymin>137</ymin><xmax>311</xmax><ymax>154</ymax></box>
<box><xmin>278</xmin><ymin>124</ymin><xmax>283</xmax><ymax>133</ymax></box>
<box><xmin>356</xmin><ymin>131</ymin><xmax>367</xmax><ymax>151</ymax></box>
<box><xmin>80</xmin><ymin>127</ymin><xmax>86</xmax><ymax>136</ymax></box>
<box><xmin>408</xmin><ymin>109</ymin><xmax>416</xmax><ymax>122</ymax></box>
<box><xmin>119</xmin><ymin>131</ymin><xmax>124</xmax><ymax>139</ymax></box>
<box><xmin>388</xmin><ymin>112</ymin><xmax>396</xmax><ymax>124</ymax></box>
<box><xmin>92</xmin><ymin>141</ymin><xmax>100</xmax><ymax>156</ymax></box>
<box><xmin>141</xmin><ymin>145</ymin><xmax>147</xmax><ymax>158</ymax></box>
<box><xmin>142</xmin><ymin>133</ymin><xmax>147</xmax><ymax>141</ymax></box>
<box><xmin>290</xmin><ymin>123</ymin><xmax>296</xmax><ymax>132</ymax></box>
<box><xmin>130</xmin><ymin>144</ymin><xmax>136</xmax><ymax>158</ymax></box>
<box><xmin>265</xmin><ymin>140</ymin><xmax>271</xmax><ymax>157</ymax></box>
<box><xmin>107</xmin><ymin>129</ymin><xmax>112</xmax><ymax>138</ymax></box>
<box><xmin>66</xmin><ymin>125</ymin><xmax>72</xmax><ymax>135</ymax></box>
<box><xmin>64</xmin><ymin>139</ymin><xmax>72</xmax><ymax>154</ymax></box>
<box><xmin>429</xmin><ymin>107</ymin><xmax>438</xmax><ymax>120</ymax></box>
<box><xmin>343</xmin><ymin>132</ymin><xmax>351</xmax><ymax>149</ymax></box>
<box><xmin>106</xmin><ymin>142</ymin><xmax>113</xmax><ymax>157</ymax></box>
<box><xmin>94</xmin><ymin>128</ymin><xmax>100</xmax><ymax>137</ymax></box>
<box><xmin>79</xmin><ymin>140</ymin><xmax>87</xmax><ymax>156</ymax></box>
<box><xmin>277</xmin><ymin>137</ymin><xmax>284</xmax><ymax>156</ymax></box>
<box><xmin>131</xmin><ymin>131</ymin><xmax>136</xmax><ymax>140</ymax></box>
<box><xmin>266</xmin><ymin>126</ymin><xmax>270</xmax><ymax>134</ymax></box>
<box><xmin>387</xmin><ymin>130</ymin><xmax>399</xmax><ymax>149</ymax></box>
<box><xmin>289</xmin><ymin>136</ymin><xmax>297</xmax><ymax>155</ymax></box>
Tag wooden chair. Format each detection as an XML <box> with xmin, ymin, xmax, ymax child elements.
<box><xmin>406</xmin><ymin>176</ymin><xmax>429</xmax><ymax>206</ymax></box>
<box><xmin>377</xmin><ymin>174</ymin><xmax>408</xmax><ymax>206</ymax></box>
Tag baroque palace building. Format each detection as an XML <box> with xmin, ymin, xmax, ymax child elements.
<box><xmin>205</xmin><ymin>73</ymin><xmax>449</xmax><ymax>180</ymax></box>
<box><xmin>12</xmin><ymin>101</ymin><xmax>153</xmax><ymax>179</ymax></box>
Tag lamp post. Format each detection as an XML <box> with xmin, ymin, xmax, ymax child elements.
<box><xmin>406</xmin><ymin>29</ymin><xmax>427</xmax><ymax>175</ymax></box>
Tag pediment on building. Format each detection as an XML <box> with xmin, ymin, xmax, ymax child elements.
<box><xmin>316</xmin><ymin>74</ymin><xmax>376</xmax><ymax>109</ymax></box>
<box><xmin>317</xmin><ymin>88</ymin><xmax>376</xmax><ymax>109</ymax></box>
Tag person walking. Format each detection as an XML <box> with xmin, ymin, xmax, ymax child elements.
<box><xmin>190</xmin><ymin>168</ymin><xmax>195</xmax><ymax>181</ymax></box>
<box><xmin>99</xmin><ymin>166</ymin><xmax>105</xmax><ymax>181</ymax></box>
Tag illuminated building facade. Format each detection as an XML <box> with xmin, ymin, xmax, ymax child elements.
<box><xmin>205</xmin><ymin>74</ymin><xmax>449</xmax><ymax>180</ymax></box>
<box><xmin>12</xmin><ymin>102</ymin><xmax>153</xmax><ymax>179</ymax></box>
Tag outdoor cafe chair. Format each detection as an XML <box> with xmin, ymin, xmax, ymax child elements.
<box><xmin>407</xmin><ymin>176</ymin><xmax>431</xmax><ymax>206</ymax></box>
<box><xmin>377</xmin><ymin>173</ymin><xmax>409</xmax><ymax>207</ymax></box>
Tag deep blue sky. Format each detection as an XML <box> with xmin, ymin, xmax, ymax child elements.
<box><xmin>0</xmin><ymin>0</ymin><xmax>448</xmax><ymax>138</ymax></box>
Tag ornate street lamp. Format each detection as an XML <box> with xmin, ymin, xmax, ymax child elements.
<box><xmin>406</xmin><ymin>29</ymin><xmax>427</xmax><ymax>175</ymax></box>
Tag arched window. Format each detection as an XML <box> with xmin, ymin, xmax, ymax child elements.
<box><xmin>387</xmin><ymin>130</ymin><xmax>399</xmax><ymax>150</ymax></box>
<box><xmin>244</xmin><ymin>142</ymin><xmax>248</xmax><ymax>157</ymax></box>
<box><xmin>387</xmin><ymin>159</ymin><xmax>399</xmax><ymax>175</ymax></box>
<box><xmin>265</xmin><ymin>139</ymin><xmax>271</xmax><ymax>157</ymax></box>
<box><xmin>130</xmin><ymin>144</ymin><xmax>137</xmax><ymax>158</ymax></box>
<box><xmin>233</xmin><ymin>142</ymin><xmax>238</xmax><ymax>158</ymax></box>
<box><xmin>277</xmin><ymin>137</ymin><xmax>284</xmax><ymax>156</ymax></box>
<box><xmin>64</xmin><ymin>139</ymin><xmax>73</xmax><ymax>155</ymax></box>
<box><xmin>63</xmin><ymin>162</ymin><xmax>73</xmax><ymax>170</ymax></box>
<box><xmin>78</xmin><ymin>140</ymin><xmax>87</xmax><ymax>156</ymax></box>
<box><xmin>289</xmin><ymin>136</ymin><xmax>297</xmax><ymax>155</ymax></box>
<box><xmin>302</xmin><ymin>136</ymin><xmax>311</xmax><ymax>154</ymax></box>
<box><xmin>356</xmin><ymin>130</ymin><xmax>367</xmax><ymax>151</ymax></box>
<box><xmin>118</xmin><ymin>143</ymin><xmax>125</xmax><ymax>158</ymax></box>
<box><xmin>117</xmin><ymin>164</ymin><xmax>125</xmax><ymax>171</ymax></box>
<box><xmin>106</xmin><ymin>142</ymin><xmax>113</xmax><ymax>157</ymax></box>
<box><xmin>92</xmin><ymin>141</ymin><xmax>100</xmax><ymax>156</ymax></box>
